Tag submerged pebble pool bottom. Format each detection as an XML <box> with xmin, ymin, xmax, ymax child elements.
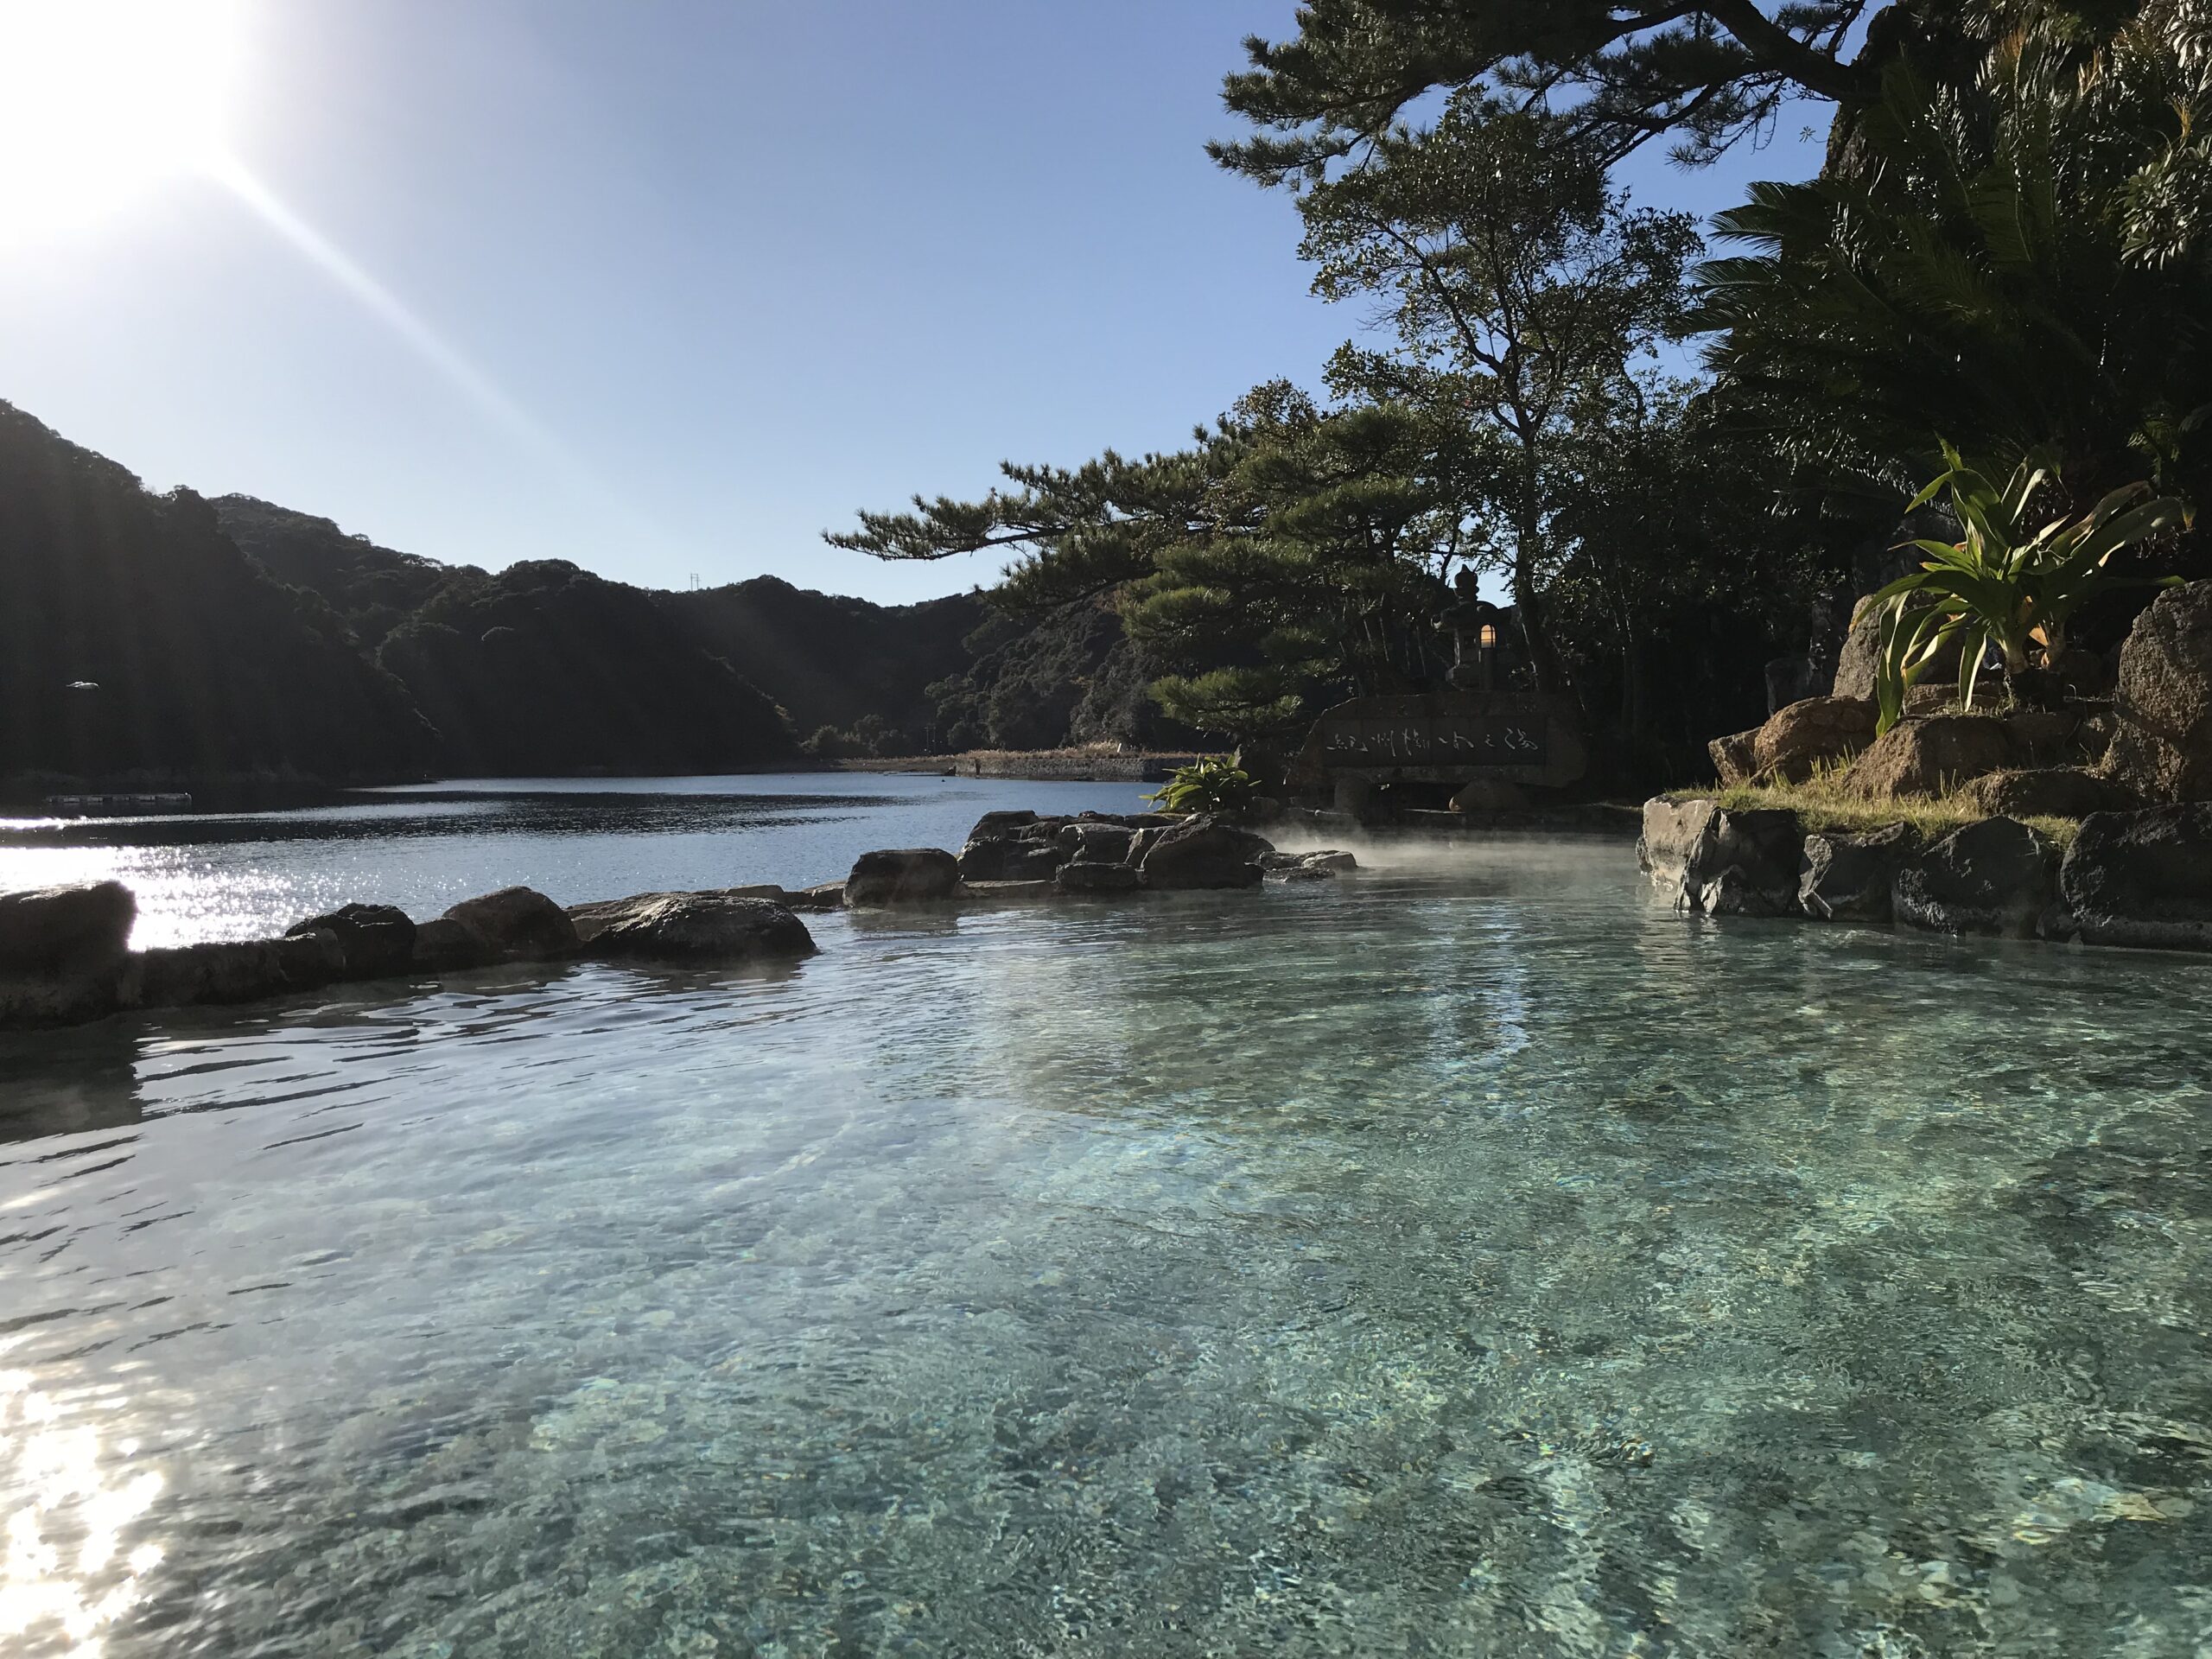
<box><xmin>4</xmin><ymin>842</ymin><xmax>2212</xmax><ymax>1656</ymax></box>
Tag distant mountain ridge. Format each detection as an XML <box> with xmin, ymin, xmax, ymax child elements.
<box><xmin>0</xmin><ymin>404</ymin><xmax>437</xmax><ymax>788</ymax></box>
<box><xmin>0</xmin><ymin>397</ymin><xmax>1179</xmax><ymax>793</ymax></box>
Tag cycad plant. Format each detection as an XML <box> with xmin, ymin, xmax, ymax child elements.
<box><xmin>1143</xmin><ymin>754</ymin><xmax>1256</xmax><ymax>815</ymax></box>
<box><xmin>1864</xmin><ymin>446</ymin><xmax>2190</xmax><ymax>729</ymax></box>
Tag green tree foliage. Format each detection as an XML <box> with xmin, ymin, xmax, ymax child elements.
<box><xmin>1212</xmin><ymin>0</ymin><xmax>1897</xmax><ymax>180</ymax></box>
<box><xmin>1296</xmin><ymin>99</ymin><xmax>1703</xmax><ymax>693</ymax></box>
<box><xmin>1543</xmin><ymin>387</ymin><xmax>1841</xmax><ymax>767</ymax></box>
<box><xmin>1695</xmin><ymin>5</ymin><xmax>2212</xmax><ymax>512</ymax></box>
<box><xmin>832</xmin><ymin>386</ymin><xmax>1462</xmax><ymax>741</ymax></box>
<box><xmin>1130</xmin><ymin>386</ymin><xmax>1454</xmax><ymax>733</ymax></box>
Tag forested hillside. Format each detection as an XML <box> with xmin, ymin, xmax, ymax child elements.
<box><xmin>0</xmin><ymin>404</ymin><xmax>437</xmax><ymax>786</ymax></box>
<box><xmin>0</xmin><ymin>404</ymin><xmax>1152</xmax><ymax>794</ymax></box>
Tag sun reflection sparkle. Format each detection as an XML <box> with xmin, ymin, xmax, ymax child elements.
<box><xmin>0</xmin><ymin>1370</ymin><xmax>166</xmax><ymax>1656</ymax></box>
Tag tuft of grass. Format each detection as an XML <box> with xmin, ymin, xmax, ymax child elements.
<box><xmin>1667</xmin><ymin>757</ymin><xmax>2079</xmax><ymax>846</ymax></box>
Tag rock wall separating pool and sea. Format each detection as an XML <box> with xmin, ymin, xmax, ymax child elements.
<box><xmin>1642</xmin><ymin>796</ymin><xmax>2212</xmax><ymax>952</ymax></box>
<box><xmin>0</xmin><ymin>810</ymin><xmax>1358</xmax><ymax>1033</ymax></box>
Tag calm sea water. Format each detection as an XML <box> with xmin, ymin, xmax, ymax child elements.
<box><xmin>3</xmin><ymin>786</ymin><xmax>2212</xmax><ymax>1656</ymax></box>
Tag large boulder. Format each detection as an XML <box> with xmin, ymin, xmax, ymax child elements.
<box><xmin>2057</xmin><ymin>803</ymin><xmax>2212</xmax><ymax>951</ymax></box>
<box><xmin>846</xmin><ymin>848</ymin><xmax>962</xmax><ymax>906</ymax></box>
<box><xmin>1055</xmin><ymin>861</ymin><xmax>1142</xmax><ymax>894</ymax></box>
<box><xmin>1959</xmin><ymin>767</ymin><xmax>2133</xmax><ymax>822</ymax></box>
<box><xmin>445</xmin><ymin>887</ymin><xmax>580</xmax><ymax>961</ymax></box>
<box><xmin>1638</xmin><ymin>798</ymin><xmax>1802</xmax><ymax>913</ymax></box>
<box><xmin>959</xmin><ymin>839</ymin><xmax>1066</xmax><ymax>882</ymax></box>
<box><xmin>1892</xmin><ymin>817</ymin><xmax>2056</xmax><ymax>938</ymax></box>
<box><xmin>0</xmin><ymin>881</ymin><xmax>140</xmax><ymax>1031</ymax></box>
<box><xmin>133</xmin><ymin>931</ymin><xmax>348</xmax><ymax>1009</ymax></box>
<box><xmin>965</xmin><ymin>810</ymin><xmax>1040</xmax><ymax>842</ymax></box>
<box><xmin>1138</xmin><ymin>815</ymin><xmax>1270</xmax><ymax>890</ymax></box>
<box><xmin>1834</xmin><ymin>601</ymin><xmax>1962</xmax><ymax>700</ymax></box>
<box><xmin>410</xmin><ymin>916</ymin><xmax>499</xmax><ymax>974</ymax></box>
<box><xmin>583</xmin><ymin>893</ymin><xmax>817</xmax><ymax>963</ymax></box>
<box><xmin>787</xmin><ymin>881</ymin><xmax>847</xmax><ymax>912</ymax></box>
<box><xmin>0</xmin><ymin>973</ymin><xmax>130</xmax><ymax>1032</ymax></box>
<box><xmin>1751</xmin><ymin>696</ymin><xmax>1877</xmax><ymax>783</ymax></box>
<box><xmin>2101</xmin><ymin>579</ymin><xmax>2212</xmax><ymax>801</ymax></box>
<box><xmin>1060</xmin><ymin>823</ymin><xmax>1137</xmax><ymax>865</ymax></box>
<box><xmin>1799</xmin><ymin>822</ymin><xmax>1917</xmax><ymax>923</ymax></box>
<box><xmin>1708</xmin><ymin>728</ymin><xmax>1759</xmax><ymax>787</ymax></box>
<box><xmin>286</xmin><ymin>903</ymin><xmax>416</xmax><ymax>980</ymax></box>
<box><xmin>1843</xmin><ymin>715</ymin><xmax>2016</xmax><ymax>800</ymax></box>
<box><xmin>0</xmin><ymin>881</ymin><xmax>136</xmax><ymax>976</ymax></box>
<box><xmin>2001</xmin><ymin>709</ymin><xmax>2094</xmax><ymax>766</ymax></box>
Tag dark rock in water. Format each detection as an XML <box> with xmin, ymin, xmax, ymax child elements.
<box><xmin>1062</xmin><ymin>823</ymin><xmax>1136</xmax><ymax>865</ymax></box>
<box><xmin>1006</xmin><ymin>842</ymin><xmax>1072</xmax><ymax>880</ymax></box>
<box><xmin>0</xmin><ymin>881</ymin><xmax>137</xmax><ymax>976</ymax></box>
<box><xmin>410</xmin><ymin>916</ymin><xmax>499</xmax><ymax>973</ymax></box>
<box><xmin>1893</xmin><ymin>817</ymin><xmax>2056</xmax><ymax>938</ymax></box>
<box><xmin>134</xmin><ymin>931</ymin><xmax>347</xmax><ymax>1009</ymax></box>
<box><xmin>846</xmin><ymin>848</ymin><xmax>962</xmax><ymax>906</ymax></box>
<box><xmin>585</xmin><ymin>893</ymin><xmax>817</xmax><ymax>963</ymax></box>
<box><xmin>2101</xmin><ymin>578</ymin><xmax>2212</xmax><ymax>802</ymax></box>
<box><xmin>1700</xmin><ymin>864</ymin><xmax>1789</xmax><ymax>916</ymax></box>
<box><xmin>1960</xmin><ymin>766</ymin><xmax>2133</xmax><ymax>821</ymax></box>
<box><xmin>0</xmin><ymin>881</ymin><xmax>141</xmax><ymax>1030</ymax></box>
<box><xmin>787</xmin><ymin>880</ymin><xmax>847</xmax><ymax>912</ymax></box>
<box><xmin>960</xmin><ymin>879</ymin><xmax>1059</xmax><ymax>903</ymax></box>
<box><xmin>0</xmin><ymin>969</ymin><xmax>130</xmax><ymax>1031</ymax></box>
<box><xmin>1262</xmin><ymin>849</ymin><xmax>1358</xmax><ymax>880</ymax></box>
<box><xmin>1056</xmin><ymin>861</ymin><xmax>1141</xmax><ymax>893</ymax></box>
<box><xmin>958</xmin><ymin>838</ymin><xmax>1066</xmax><ymax>881</ymax></box>
<box><xmin>1138</xmin><ymin>815</ymin><xmax>1270</xmax><ymax>890</ymax></box>
<box><xmin>2059</xmin><ymin>803</ymin><xmax>2212</xmax><ymax>951</ymax></box>
<box><xmin>445</xmin><ymin>887</ymin><xmax>579</xmax><ymax>960</ymax></box>
<box><xmin>570</xmin><ymin>886</ymin><xmax>784</xmax><ymax>943</ymax></box>
<box><xmin>1638</xmin><ymin>799</ymin><xmax>1801</xmax><ymax>913</ymax></box>
<box><xmin>965</xmin><ymin>809</ymin><xmax>1040</xmax><ymax>842</ymax></box>
<box><xmin>1799</xmin><ymin>823</ymin><xmax>1916</xmax><ymax>922</ymax></box>
<box><xmin>287</xmin><ymin>903</ymin><xmax>416</xmax><ymax>980</ymax></box>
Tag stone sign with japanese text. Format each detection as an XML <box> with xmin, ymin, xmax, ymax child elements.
<box><xmin>1288</xmin><ymin>692</ymin><xmax>1586</xmax><ymax>791</ymax></box>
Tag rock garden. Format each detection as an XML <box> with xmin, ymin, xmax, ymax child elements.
<box><xmin>1653</xmin><ymin>567</ymin><xmax>2212</xmax><ymax>951</ymax></box>
<box><xmin>0</xmin><ymin>809</ymin><xmax>1357</xmax><ymax>1033</ymax></box>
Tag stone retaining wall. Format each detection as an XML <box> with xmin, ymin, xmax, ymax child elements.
<box><xmin>1642</xmin><ymin>797</ymin><xmax>2212</xmax><ymax>951</ymax></box>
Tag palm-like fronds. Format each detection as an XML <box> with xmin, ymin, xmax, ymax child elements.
<box><xmin>1860</xmin><ymin>444</ymin><xmax>2191</xmax><ymax>729</ymax></box>
<box><xmin>1694</xmin><ymin>9</ymin><xmax>2212</xmax><ymax>513</ymax></box>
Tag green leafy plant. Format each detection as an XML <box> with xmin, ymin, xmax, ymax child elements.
<box><xmin>1142</xmin><ymin>754</ymin><xmax>1255</xmax><ymax>815</ymax></box>
<box><xmin>1862</xmin><ymin>448</ymin><xmax>2191</xmax><ymax>732</ymax></box>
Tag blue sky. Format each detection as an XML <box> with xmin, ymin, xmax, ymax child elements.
<box><xmin>0</xmin><ymin>1</ymin><xmax>1827</xmax><ymax>604</ymax></box>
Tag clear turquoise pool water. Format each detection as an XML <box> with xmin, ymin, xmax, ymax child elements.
<box><xmin>4</xmin><ymin>835</ymin><xmax>2212</xmax><ymax>1656</ymax></box>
